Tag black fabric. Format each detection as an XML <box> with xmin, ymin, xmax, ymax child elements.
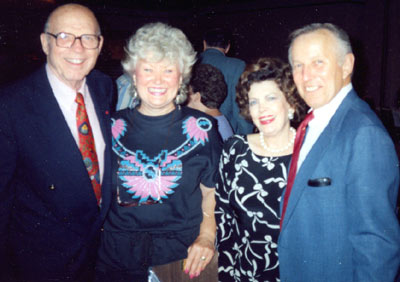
<box><xmin>97</xmin><ymin>106</ymin><xmax>222</xmax><ymax>272</ymax></box>
<box><xmin>95</xmin><ymin>268</ymin><xmax>148</xmax><ymax>282</ymax></box>
<box><xmin>216</xmin><ymin>135</ymin><xmax>291</xmax><ymax>281</ymax></box>
<box><xmin>0</xmin><ymin>65</ymin><xmax>114</xmax><ymax>281</ymax></box>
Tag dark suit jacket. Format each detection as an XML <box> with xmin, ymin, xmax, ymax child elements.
<box><xmin>199</xmin><ymin>48</ymin><xmax>253</xmax><ymax>135</ymax></box>
<box><xmin>279</xmin><ymin>89</ymin><xmax>400</xmax><ymax>281</ymax></box>
<box><xmin>0</xmin><ymin>66</ymin><xmax>114</xmax><ymax>281</ymax></box>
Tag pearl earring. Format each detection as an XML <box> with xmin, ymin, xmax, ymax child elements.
<box><xmin>288</xmin><ymin>109</ymin><xmax>294</xmax><ymax>120</ymax></box>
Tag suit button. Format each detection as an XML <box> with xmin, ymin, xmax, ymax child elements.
<box><xmin>100</xmin><ymin>227</ymin><xmax>104</xmax><ymax>232</ymax></box>
<box><xmin>49</xmin><ymin>184</ymin><xmax>55</xmax><ymax>190</ymax></box>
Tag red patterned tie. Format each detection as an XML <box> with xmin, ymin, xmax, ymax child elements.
<box><xmin>280</xmin><ymin>111</ymin><xmax>314</xmax><ymax>228</ymax></box>
<box><xmin>76</xmin><ymin>92</ymin><xmax>101</xmax><ymax>203</ymax></box>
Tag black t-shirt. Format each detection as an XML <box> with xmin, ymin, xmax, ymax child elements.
<box><xmin>105</xmin><ymin>106</ymin><xmax>222</xmax><ymax>233</ymax></box>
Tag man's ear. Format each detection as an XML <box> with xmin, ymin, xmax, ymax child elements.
<box><xmin>342</xmin><ymin>53</ymin><xmax>355</xmax><ymax>80</ymax></box>
<box><xmin>40</xmin><ymin>33</ymin><xmax>49</xmax><ymax>55</ymax></box>
<box><xmin>188</xmin><ymin>89</ymin><xmax>201</xmax><ymax>101</ymax></box>
<box><xmin>224</xmin><ymin>43</ymin><xmax>230</xmax><ymax>54</ymax></box>
<box><xmin>203</xmin><ymin>40</ymin><xmax>207</xmax><ymax>51</ymax></box>
<box><xmin>193</xmin><ymin>91</ymin><xmax>201</xmax><ymax>101</ymax></box>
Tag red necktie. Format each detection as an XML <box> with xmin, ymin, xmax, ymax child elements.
<box><xmin>76</xmin><ymin>92</ymin><xmax>101</xmax><ymax>203</ymax></box>
<box><xmin>280</xmin><ymin>111</ymin><xmax>314</xmax><ymax>228</ymax></box>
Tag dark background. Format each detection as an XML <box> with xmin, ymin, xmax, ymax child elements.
<box><xmin>0</xmin><ymin>0</ymin><xmax>399</xmax><ymax>217</ymax></box>
<box><xmin>0</xmin><ymin>0</ymin><xmax>400</xmax><ymax>111</ymax></box>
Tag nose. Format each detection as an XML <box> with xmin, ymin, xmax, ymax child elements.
<box><xmin>70</xmin><ymin>37</ymin><xmax>85</xmax><ymax>52</ymax></box>
<box><xmin>302</xmin><ymin>65</ymin><xmax>313</xmax><ymax>81</ymax></box>
<box><xmin>154</xmin><ymin>71</ymin><xmax>162</xmax><ymax>84</ymax></box>
<box><xmin>259</xmin><ymin>100</ymin><xmax>270</xmax><ymax>112</ymax></box>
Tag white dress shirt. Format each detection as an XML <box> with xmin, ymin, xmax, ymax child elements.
<box><xmin>297</xmin><ymin>83</ymin><xmax>353</xmax><ymax>171</ymax></box>
<box><xmin>46</xmin><ymin>64</ymin><xmax>105</xmax><ymax>183</ymax></box>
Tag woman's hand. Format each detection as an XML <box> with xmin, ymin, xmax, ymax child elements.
<box><xmin>185</xmin><ymin>234</ymin><xmax>215</xmax><ymax>278</ymax></box>
<box><xmin>184</xmin><ymin>184</ymin><xmax>216</xmax><ymax>279</ymax></box>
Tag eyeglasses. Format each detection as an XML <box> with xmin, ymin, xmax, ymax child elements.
<box><xmin>45</xmin><ymin>32</ymin><xmax>101</xmax><ymax>49</ymax></box>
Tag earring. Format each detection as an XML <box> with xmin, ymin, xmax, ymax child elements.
<box><xmin>288</xmin><ymin>109</ymin><xmax>294</xmax><ymax>120</ymax></box>
<box><xmin>131</xmin><ymin>84</ymin><xmax>137</xmax><ymax>99</ymax></box>
<box><xmin>175</xmin><ymin>84</ymin><xmax>188</xmax><ymax>104</ymax></box>
<box><xmin>128</xmin><ymin>83</ymin><xmax>140</xmax><ymax>108</ymax></box>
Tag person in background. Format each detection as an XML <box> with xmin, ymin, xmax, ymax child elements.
<box><xmin>115</xmin><ymin>73</ymin><xmax>138</xmax><ymax>110</ymax></box>
<box><xmin>215</xmin><ymin>57</ymin><xmax>306</xmax><ymax>281</ymax></box>
<box><xmin>199</xmin><ymin>28</ymin><xmax>253</xmax><ymax>135</ymax></box>
<box><xmin>187</xmin><ymin>63</ymin><xmax>233</xmax><ymax>141</ymax></box>
<box><xmin>0</xmin><ymin>4</ymin><xmax>113</xmax><ymax>281</ymax></box>
<box><xmin>278</xmin><ymin>23</ymin><xmax>400</xmax><ymax>282</ymax></box>
<box><xmin>96</xmin><ymin>22</ymin><xmax>222</xmax><ymax>282</ymax></box>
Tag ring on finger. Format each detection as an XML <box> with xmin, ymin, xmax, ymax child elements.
<box><xmin>200</xmin><ymin>256</ymin><xmax>206</xmax><ymax>261</ymax></box>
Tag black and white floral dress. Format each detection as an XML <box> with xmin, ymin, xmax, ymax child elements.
<box><xmin>215</xmin><ymin>135</ymin><xmax>291</xmax><ymax>282</ymax></box>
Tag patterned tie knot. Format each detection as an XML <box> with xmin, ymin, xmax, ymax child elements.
<box><xmin>75</xmin><ymin>92</ymin><xmax>85</xmax><ymax>105</ymax></box>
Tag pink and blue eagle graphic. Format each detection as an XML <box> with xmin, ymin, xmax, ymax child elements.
<box><xmin>112</xmin><ymin>116</ymin><xmax>212</xmax><ymax>206</ymax></box>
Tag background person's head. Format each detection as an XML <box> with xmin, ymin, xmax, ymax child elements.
<box><xmin>288</xmin><ymin>23</ymin><xmax>355</xmax><ymax>109</ymax></box>
<box><xmin>122</xmin><ymin>22</ymin><xmax>196</xmax><ymax>115</ymax></box>
<box><xmin>203</xmin><ymin>28</ymin><xmax>231</xmax><ymax>53</ymax></box>
<box><xmin>40</xmin><ymin>4</ymin><xmax>103</xmax><ymax>90</ymax></box>
<box><xmin>188</xmin><ymin>63</ymin><xmax>227</xmax><ymax>111</ymax></box>
<box><xmin>237</xmin><ymin>57</ymin><xmax>306</xmax><ymax>131</ymax></box>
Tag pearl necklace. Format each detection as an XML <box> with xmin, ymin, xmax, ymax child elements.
<box><xmin>259</xmin><ymin>127</ymin><xmax>296</xmax><ymax>153</ymax></box>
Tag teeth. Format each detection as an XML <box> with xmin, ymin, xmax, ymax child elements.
<box><xmin>306</xmin><ymin>86</ymin><xmax>319</xmax><ymax>92</ymax></box>
<box><xmin>260</xmin><ymin>116</ymin><xmax>274</xmax><ymax>122</ymax></box>
<box><xmin>66</xmin><ymin>58</ymin><xmax>84</xmax><ymax>64</ymax></box>
<box><xmin>149</xmin><ymin>88</ymin><xmax>166</xmax><ymax>93</ymax></box>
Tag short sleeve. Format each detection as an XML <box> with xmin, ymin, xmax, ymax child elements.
<box><xmin>200</xmin><ymin>118</ymin><xmax>223</xmax><ymax>188</ymax></box>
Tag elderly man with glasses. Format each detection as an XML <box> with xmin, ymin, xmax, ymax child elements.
<box><xmin>0</xmin><ymin>4</ymin><xmax>114</xmax><ymax>281</ymax></box>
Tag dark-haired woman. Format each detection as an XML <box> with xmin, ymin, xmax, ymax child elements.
<box><xmin>215</xmin><ymin>57</ymin><xmax>307</xmax><ymax>281</ymax></box>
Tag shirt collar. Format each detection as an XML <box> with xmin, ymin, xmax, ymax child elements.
<box><xmin>46</xmin><ymin>63</ymin><xmax>88</xmax><ymax>103</ymax></box>
<box><xmin>310</xmin><ymin>83</ymin><xmax>353</xmax><ymax>126</ymax></box>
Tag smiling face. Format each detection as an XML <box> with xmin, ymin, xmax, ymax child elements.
<box><xmin>248</xmin><ymin>80</ymin><xmax>292</xmax><ymax>138</ymax></box>
<box><xmin>134</xmin><ymin>57</ymin><xmax>182</xmax><ymax>116</ymax></box>
<box><xmin>40</xmin><ymin>5</ymin><xmax>103</xmax><ymax>90</ymax></box>
<box><xmin>290</xmin><ymin>29</ymin><xmax>353</xmax><ymax>109</ymax></box>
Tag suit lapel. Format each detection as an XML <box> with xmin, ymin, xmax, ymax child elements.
<box><xmin>29</xmin><ymin>67</ymin><xmax>85</xmax><ymax>171</ymax></box>
<box><xmin>281</xmin><ymin>90</ymin><xmax>357</xmax><ymax>231</ymax></box>
<box><xmin>86</xmin><ymin>73</ymin><xmax>111</xmax><ymax>145</ymax></box>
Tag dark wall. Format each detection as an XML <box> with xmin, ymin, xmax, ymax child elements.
<box><xmin>0</xmin><ymin>0</ymin><xmax>399</xmax><ymax>109</ymax></box>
